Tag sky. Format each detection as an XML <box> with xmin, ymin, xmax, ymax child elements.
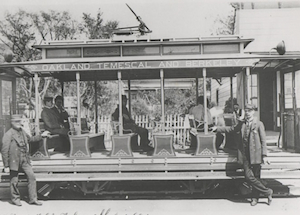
<box><xmin>0</xmin><ymin>0</ymin><xmax>236</xmax><ymax>38</ymax></box>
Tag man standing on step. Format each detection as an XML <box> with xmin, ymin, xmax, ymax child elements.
<box><xmin>211</xmin><ymin>104</ymin><xmax>273</xmax><ymax>206</ymax></box>
<box><xmin>1</xmin><ymin>115</ymin><xmax>49</xmax><ymax>206</ymax></box>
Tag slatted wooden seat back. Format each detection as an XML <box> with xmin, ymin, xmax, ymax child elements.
<box><xmin>152</xmin><ymin>134</ymin><xmax>175</xmax><ymax>157</ymax></box>
<box><xmin>188</xmin><ymin>115</ymin><xmax>204</xmax><ymax>131</ymax></box>
<box><xmin>110</xmin><ymin>134</ymin><xmax>134</xmax><ymax>157</ymax></box>
<box><xmin>69</xmin><ymin>135</ymin><xmax>91</xmax><ymax>158</ymax></box>
<box><xmin>110</xmin><ymin>120</ymin><xmax>139</xmax><ymax>151</ymax></box>
<box><xmin>194</xmin><ymin>133</ymin><xmax>217</xmax><ymax>156</ymax></box>
<box><xmin>29</xmin><ymin>119</ymin><xmax>62</xmax><ymax>159</ymax></box>
<box><xmin>69</xmin><ymin>117</ymin><xmax>90</xmax><ymax>134</ymax></box>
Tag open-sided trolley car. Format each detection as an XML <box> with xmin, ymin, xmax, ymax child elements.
<box><xmin>1</xmin><ymin>35</ymin><xmax>300</xmax><ymax>196</ymax></box>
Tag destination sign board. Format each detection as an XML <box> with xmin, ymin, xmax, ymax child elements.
<box><xmin>25</xmin><ymin>59</ymin><xmax>259</xmax><ymax>72</ymax></box>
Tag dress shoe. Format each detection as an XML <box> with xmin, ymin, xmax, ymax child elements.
<box><xmin>29</xmin><ymin>200</ymin><xmax>43</xmax><ymax>206</ymax></box>
<box><xmin>142</xmin><ymin>146</ymin><xmax>154</xmax><ymax>152</ymax></box>
<box><xmin>250</xmin><ymin>198</ymin><xmax>258</xmax><ymax>206</ymax></box>
<box><xmin>267</xmin><ymin>189</ymin><xmax>273</xmax><ymax>205</ymax></box>
<box><xmin>12</xmin><ymin>200</ymin><xmax>22</xmax><ymax>206</ymax></box>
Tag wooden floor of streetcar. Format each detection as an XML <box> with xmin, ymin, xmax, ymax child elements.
<box><xmin>1</xmin><ymin>146</ymin><xmax>300</xmax><ymax>183</ymax></box>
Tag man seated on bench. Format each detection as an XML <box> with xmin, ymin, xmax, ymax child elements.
<box><xmin>52</xmin><ymin>95</ymin><xmax>70</xmax><ymax>130</ymax></box>
<box><xmin>189</xmin><ymin>96</ymin><xmax>214</xmax><ymax>130</ymax></box>
<box><xmin>189</xmin><ymin>96</ymin><xmax>224</xmax><ymax>149</ymax></box>
<box><xmin>41</xmin><ymin>96</ymin><xmax>70</xmax><ymax>152</ymax></box>
<box><xmin>112</xmin><ymin>95</ymin><xmax>153</xmax><ymax>152</ymax></box>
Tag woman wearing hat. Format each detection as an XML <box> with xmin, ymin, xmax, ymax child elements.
<box><xmin>1</xmin><ymin>114</ymin><xmax>49</xmax><ymax>206</ymax></box>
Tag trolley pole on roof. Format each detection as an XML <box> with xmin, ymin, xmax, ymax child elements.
<box><xmin>76</xmin><ymin>72</ymin><xmax>81</xmax><ymax>134</ymax></box>
<box><xmin>203</xmin><ymin>68</ymin><xmax>208</xmax><ymax>134</ymax></box>
<box><xmin>118</xmin><ymin>71</ymin><xmax>123</xmax><ymax>135</ymax></box>
<box><xmin>160</xmin><ymin>69</ymin><xmax>165</xmax><ymax>133</ymax></box>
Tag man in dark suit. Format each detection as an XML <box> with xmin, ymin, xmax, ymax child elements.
<box><xmin>112</xmin><ymin>95</ymin><xmax>152</xmax><ymax>152</ymax></box>
<box><xmin>52</xmin><ymin>95</ymin><xmax>70</xmax><ymax>129</ymax></box>
<box><xmin>212</xmin><ymin>104</ymin><xmax>273</xmax><ymax>206</ymax></box>
<box><xmin>41</xmin><ymin>96</ymin><xmax>70</xmax><ymax>151</ymax></box>
<box><xmin>1</xmin><ymin>115</ymin><xmax>48</xmax><ymax>206</ymax></box>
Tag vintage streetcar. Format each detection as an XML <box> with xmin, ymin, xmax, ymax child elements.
<box><xmin>0</xmin><ymin>35</ymin><xmax>300</xmax><ymax>196</ymax></box>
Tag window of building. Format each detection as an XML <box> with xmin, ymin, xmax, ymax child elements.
<box><xmin>249</xmin><ymin>74</ymin><xmax>258</xmax><ymax>109</ymax></box>
<box><xmin>284</xmin><ymin>72</ymin><xmax>293</xmax><ymax>109</ymax></box>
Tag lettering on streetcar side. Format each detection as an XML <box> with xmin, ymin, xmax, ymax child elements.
<box><xmin>26</xmin><ymin>59</ymin><xmax>259</xmax><ymax>72</ymax></box>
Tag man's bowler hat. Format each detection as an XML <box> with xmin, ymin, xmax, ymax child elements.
<box><xmin>245</xmin><ymin>104</ymin><xmax>255</xmax><ymax>110</ymax></box>
<box><xmin>11</xmin><ymin>114</ymin><xmax>23</xmax><ymax>121</ymax></box>
<box><xmin>43</xmin><ymin>96</ymin><xmax>53</xmax><ymax>102</ymax></box>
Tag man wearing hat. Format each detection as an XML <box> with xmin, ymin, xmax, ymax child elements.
<box><xmin>211</xmin><ymin>104</ymin><xmax>273</xmax><ymax>206</ymax></box>
<box><xmin>112</xmin><ymin>95</ymin><xmax>152</xmax><ymax>152</ymax></box>
<box><xmin>41</xmin><ymin>96</ymin><xmax>70</xmax><ymax>151</ymax></box>
<box><xmin>1</xmin><ymin>114</ymin><xmax>48</xmax><ymax>206</ymax></box>
<box><xmin>52</xmin><ymin>95</ymin><xmax>70</xmax><ymax>130</ymax></box>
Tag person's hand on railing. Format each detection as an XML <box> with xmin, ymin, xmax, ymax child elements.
<box><xmin>2</xmin><ymin>167</ymin><xmax>10</xmax><ymax>173</ymax></box>
<box><xmin>41</xmin><ymin>130</ymin><xmax>51</xmax><ymax>138</ymax></box>
<box><xmin>209</xmin><ymin>126</ymin><xmax>217</xmax><ymax>133</ymax></box>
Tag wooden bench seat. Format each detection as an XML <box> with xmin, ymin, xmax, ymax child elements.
<box><xmin>152</xmin><ymin>133</ymin><xmax>175</xmax><ymax>157</ymax></box>
<box><xmin>110</xmin><ymin>133</ymin><xmax>137</xmax><ymax>157</ymax></box>
<box><xmin>69</xmin><ymin>132</ymin><xmax>105</xmax><ymax>158</ymax></box>
<box><xmin>30</xmin><ymin>120</ymin><xmax>65</xmax><ymax>159</ymax></box>
<box><xmin>190</xmin><ymin>131</ymin><xmax>218</xmax><ymax>156</ymax></box>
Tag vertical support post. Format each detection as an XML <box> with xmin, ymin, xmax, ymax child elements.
<box><xmin>203</xmin><ymin>68</ymin><xmax>208</xmax><ymax>134</ymax></box>
<box><xmin>118</xmin><ymin>71</ymin><xmax>123</xmax><ymax>135</ymax></box>
<box><xmin>76</xmin><ymin>72</ymin><xmax>81</xmax><ymax>133</ymax></box>
<box><xmin>94</xmin><ymin>81</ymin><xmax>98</xmax><ymax>133</ymax></box>
<box><xmin>33</xmin><ymin>73</ymin><xmax>40</xmax><ymax>134</ymax></box>
<box><xmin>12</xmin><ymin>78</ymin><xmax>16</xmax><ymax>114</ymax></box>
<box><xmin>128</xmin><ymin>76</ymin><xmax>131</xmax><ymax>116</ymax></box>
<box><xmin>245</xmin><ymin>67</ymin><xmax>251</xmax><ymax>105</ymax></box>
<box><xmin>280</xmin><ymin>70</ymin><xmax>286</xmax><ymax>149</ymax></box>
<box><xmin>0</xmin><ymin>80</ymin><xmax>2</xmax><ymax>117</ymax></box>
<box><xmin>230</xmin><ymin>76</ymin><xmax>234</xmax><ymax>109</ymax></box>
<box><xmin>61</xmin><ymin>81</ymin><xmax>64</xmax><ymax>106</ymax></box>
<box><xmin>292</xmin><ymin>67</ymin><xmax>299</xmax><ymax>151</ymax></box>
<box><xmin>160</xmin><ymin>69</ymin><xmax>165</xmax><ymax>133</ymax></box>
<box><xmin>196</xmin><ymin>76</ymin><xmax>199</xmax><ymax>105</ymax></box>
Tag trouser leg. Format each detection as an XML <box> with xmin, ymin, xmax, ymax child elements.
<box><xmin>10</xmin><ymin>170</ymin><xmax>20</xmax><ymax>203</ymax></box>
<box><xmin>128</xmin><ymin>125</ymin><xmax>149</xmax><ymax>148</ymax></box>
<box><xmin>21</xmin><ymin>161</ymin><xmax>37</xmax><ymax>202</ymax></box>
<box><xmin>243</xmin><ymin>160</ymin><xmax>271</xmax><ymax>198</ymax></box>
<box><xmin>251</xmin><ymin>164</ymin><xmax>261</xmax><ymax>198</ymax></box>
<box><xmin>136</xmin><ymin>127</ymin><xmax>149</xmax><ymax>148</ymax></box>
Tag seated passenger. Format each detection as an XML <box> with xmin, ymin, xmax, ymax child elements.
<box><xmin>189</xmin><ymin>96</ymin><xmax>224</xmax><ymax>149</ymax></box>
<box><xmin>52</xmin><ymin>95</ymin><xmax>70</xmax><ymax>129</ymax></box>
<box><xmin>112</xmin><ymin>95</ymin><xmax>152</xmax><ymax>152</ymax></box>
<box><xmin>189</xmin><ymin>96</ymin><xmax>214</xmax><ymax>129</ymax></box>
<box><xmin>233</xmin><ymin>103</ymin><xmax>245</xmax><ymax>125</ymax></box>
<box><xmin>41</xmin><ymin>96</ymin><xmax>70</xmax><ymax>152</ymax></box>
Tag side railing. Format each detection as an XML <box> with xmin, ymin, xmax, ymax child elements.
<box><xmin>22</xmin><ymin>114</ymin><xmax>190</xmax><ymax>147</ymax></box>
<box><xmin>96</xmin><ymin>114</ymin><xmax>190</xmax><ymax>146</ymax></box>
